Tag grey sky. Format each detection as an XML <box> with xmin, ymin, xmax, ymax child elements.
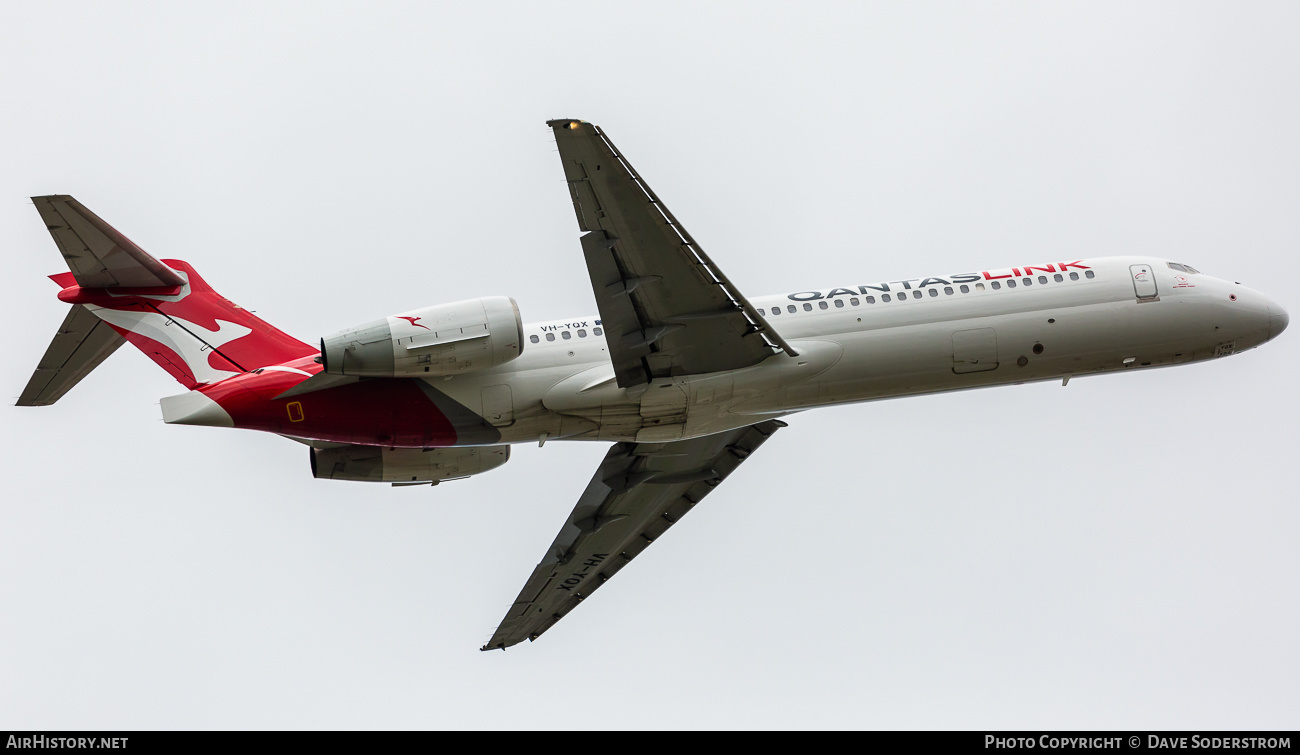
<box><xmin>1</xmin><ymin>1</ymin><xmax>1296</xmax><ymax>729</ymax></box>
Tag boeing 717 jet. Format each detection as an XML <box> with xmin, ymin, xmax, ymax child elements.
<box><xmin>18</xmin><ymin>119</ymin><xmax>1289</xmax><ymax>650</ymax></box>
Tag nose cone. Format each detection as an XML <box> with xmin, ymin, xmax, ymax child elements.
<box><xmin>1269</xmin><ymin>299</ymin><xmax>1289</xmax><ymax>340</ymax></box>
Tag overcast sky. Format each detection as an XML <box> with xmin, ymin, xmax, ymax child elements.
<box><xmin>2</xmin><ymin>1</ymin><xmax>1296</xmax><ymax>729</ymax></box>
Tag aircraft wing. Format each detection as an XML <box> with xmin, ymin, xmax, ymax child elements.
<box><xmin>17</xmin><ymin>304</ymin><xmax>126</xmax><ymax>406</ymax></box>
<box><xmin>482</xmin><ymin>419</ymin><xmax>784</xmax><ymax>650</ymax></box>
<box><xmin>548</xmin><ymin>120</ymin><xmax>797</xmax><ymax>389</ymax></box>
<box><xmin>32</xmin><ymin>195</ymin><xmax>185</xmax><ymax>289</ymax></box>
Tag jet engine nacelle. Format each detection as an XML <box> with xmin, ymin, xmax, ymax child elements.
<box><xmin>320</xmin><ymin>296</ymin><xmax>523</xmax><ymax>377</ymax></box>
<box><xmin>311</xmin><ymin>444</ymin><xmax>511</xmax><ymax>484</ymax></box>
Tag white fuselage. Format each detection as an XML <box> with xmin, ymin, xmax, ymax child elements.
<box><xmin>423</xmin><ymin>257</ymin><xmax>1286</xmax><ymax>446</ymax></box>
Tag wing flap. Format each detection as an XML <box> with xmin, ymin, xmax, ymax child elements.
<box><xmin>17</xmin><ymin>305</ymin><xmax>126</xmax><ymax>406</ymax></box>
<box><xmin>482</xmin><ymin>419</ymin><xmax>785</xmax><ymax>650</ymax></box>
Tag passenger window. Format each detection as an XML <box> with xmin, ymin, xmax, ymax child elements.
<box><xmin>850</xmin><ymin>297</ymin><xmax>860</xmax><ymax>306</ymax></box>
<box><xmin>529</xmin><ymin>335</ymin><xmax>539</xmax><ymax>343</ymax></box>
<box><xmin>1069</xmin><ymin>272</ymin><xmax>1080</xmax><ymax>281</ymax></box>
<box><xmin>757</xmin><ymin>308</ymin><xmax>765</xmax><ymax>316</ymax></box>
<box><xmin>787</xmin><ymin>305</ymin><xmax>796</xmax><ymax>314</ymax></box>
<box><xmin>864</xmin><ymin>296</ymin><xmax>873</xmax><ymax>304</ymax></box>
<box><xmin>1038</xmin><ymin>276</ymin><xmax>1047</xmax><ymax>284</ymax></box>
<box><xmin>545</xmin><ymin>332</ymin><xmax>555</xmax><ymax>342</ymax></box>
<box><xmin>1085</xmin><ymin>270</ymin><xmax>1095</xmax><ymax>279</ymax></box>
<box><xmin>562</xmin><ymin>331</ymin><xmax>571</xmax><ymax>340</ymax></box>
<box><xmin>818</xmin><ymin>301</ymin><xmax>828</xmax><ymax>310</ymax></box>
<box><xmin>928</xmin><ymin>288</ymin><xmax>938</xmax><ymax>297</ymax></box>
<box><xmin>1054</xmin><ymin>273</ymin><xmax>1063</xmax><ymax>282</ymax></box>
<box><xmin>960</xmin><ymin>285</ymin><xmax>969</xmax><ymax>293</ymax></box>
<box><xmin>770</xmin><ymin>306</ymin><xmax>781</xmax><ymax>315</ymax></box>
<box><xmin>803</xmin><ymin>303</ymin><xmax>813</xmax><ymax>311</ymax></box>
<box><xmin>991</xmin><ymin>281</ymin><xmax>1001</xmax><ymax>290</ymax></box>
<box><xmin>944</xmin><ymin>286</ymin><xmax>954</xmax><ymax>295</ymax></box>
<box><xmin>975</xmin><ymin>282</ymin><xmax>985</xmax><ymax>291</ymax></box>
<box><xmin>912</xmin><ymin>290</ymin><xmax>922</xmax><ymax>299</ymax></box>
<box><xmin>594</xmin><ymin>327</ymin><xmax>603</xmax><ymax>336</ymax></box>
<box><xmin>834</xmin><ymin>299</ymin><xmax>844</xmax><ymax>308</ymax></box>
<box><xmin>1022</xmin><ymin>278</ymin><xmax>1032</xmax><ymax>286</ymax></box>
<box><xmin>1007</xmin><ymin>280</ymin><xmax>1017</xmax><ymax>288</ymax></box>
<box><xmin>577</xmin><ymin>329</ymin><xmax>587</xmax><ymax>337</ymax></box>
<box><xmin>882</xmin><ymin>294</ymin><xmax>892</xmax><ymax>302</ymax></box>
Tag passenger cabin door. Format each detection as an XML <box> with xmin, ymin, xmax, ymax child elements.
<box><xmin>952</xmin><ymin>328</ymin><xmax>999</xmax><ymax>373</ymax></box>
<box><xmin>1130</xmin><ymin>264</ymin><xmax>1159</xmax><ymax>301</ymax></box>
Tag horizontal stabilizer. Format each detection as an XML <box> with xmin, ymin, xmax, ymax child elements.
<box><xmin>33</xmin><ymin>195</ymin><xmax>184</xmax><ymax>288</ymax></box>
<box><xmin>17</xmin><ymin>305</ymin><xmax>126</xmax><ymax>406</ymax></box>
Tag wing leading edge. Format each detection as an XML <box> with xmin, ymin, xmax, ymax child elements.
<box><xmin>482</xmin><ymin>420</ymin><xmax>785</xmax><ymax>650</ymax></box>
<box><xmin>548</xmin><ymin>119</ymin><xmax>797</xmax><ymax>389</ymax></box>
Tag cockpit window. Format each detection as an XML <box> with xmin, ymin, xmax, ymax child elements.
<box><xmin>1168</xmin><ymin>262</ymin><xmax>1202</xmax><ymax>274</ymax></box>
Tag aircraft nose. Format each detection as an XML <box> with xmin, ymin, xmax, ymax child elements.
<box><xmin>1269</xmin><ymin>299</ymin><xmax>1289</xmax><ymax>340</ymax></box>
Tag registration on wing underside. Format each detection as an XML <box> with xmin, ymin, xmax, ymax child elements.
<box><xmin>482</xmin><ymin>419</ymin><xmax>785</xmax><ymax>650</ymax></box>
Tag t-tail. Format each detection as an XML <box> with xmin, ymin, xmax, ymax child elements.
<box><xmin>17</xmin><ymin>195</ymin><xmax>318</xmax><ymax>407</ymax></box>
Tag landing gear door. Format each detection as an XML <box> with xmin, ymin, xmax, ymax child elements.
<box><xmin>1130</xmin><ymin>264</ymin><xmax>1159</xmax><ymax>301</ymax></box>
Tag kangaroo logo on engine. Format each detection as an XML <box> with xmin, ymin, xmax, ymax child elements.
<box><xmin>395</xmin><ymin>316</ymin><xmax>430</xmax><ymax>330</ymax></box>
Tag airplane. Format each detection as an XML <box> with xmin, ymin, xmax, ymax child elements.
<box><xmin>18</xmin><ymin>119</ymin><xmax>1289</xmax><ymax>651</ymax></box>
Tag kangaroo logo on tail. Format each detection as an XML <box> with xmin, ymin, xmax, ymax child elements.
<box><xmin>17</xmin><ymin>195</ymin><xmax>319</xmax><ymax>404</ymax></box>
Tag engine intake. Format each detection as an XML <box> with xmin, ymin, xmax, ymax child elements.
<box><xmin>311</xmin><ymin>444</ymin><xmax>511</xmax><ymax>484</ymax></box>
<box><xmin>321</xmin><ymin>296</ymin><xmax>523</xmax><ymax>377</ymax></box>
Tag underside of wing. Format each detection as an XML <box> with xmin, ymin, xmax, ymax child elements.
<box><xmin>548</xmin><ymin>120</ymin><xmax>796</xmax><ymax>388</ymax></box>
<box><xmin>482</xmin><ymin>419</ymin><xmax>785</xmax><ymax>650</ymax></box>
<box><xmin>32</xmin><ymin>195</ymin><xmax>185</xmax><ymax>289</ymax></box>
<box><xmin>17</xmin><ymin>305</ymin><xmax>126</xmax><ymax>406</ymax></box>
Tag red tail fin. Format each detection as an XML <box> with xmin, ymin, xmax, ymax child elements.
<box><xmin>21</xmin><ymin>196</ymin><xmax>316</xmax><ymax>401</ymax></box>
